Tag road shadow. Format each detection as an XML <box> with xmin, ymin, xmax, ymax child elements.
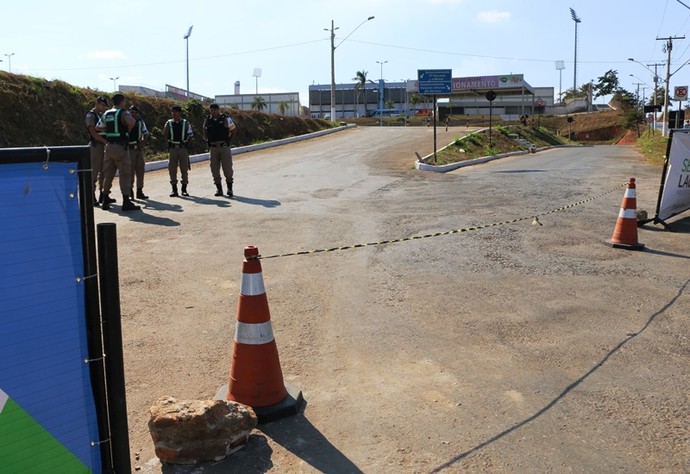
<box><xmin>156</xmin><ymin>410</ymin><xmax>361</xmax><ymax>473</ymax></box>
<box><xmin>429</xmin><ymin>278</ymin><xmax>690</xmax><ymax>473</ymax></box>
<box><xmin>177</xmin><ymin>195</ymin><xmax>232</xmax><ymax>207</ymax></box>
<box><xmin>134</xmin><ymin>199</ymin><xmax>184</xmax><ymax>213</ymax></box>
<box><xmin>640</xmin><ymin>215</ymin><xmax>690</xmax><ymax>234</ymax></box>
<box><xmin>99</xmin><ymin>205</ymin><xmax>181</xmax><ymax>227</ymax></box>
<box><xmin>159</xmin><ymin>433</ymin><xmax>273</xmax><ymax>473</ymax></box>
<box><xmin>232</xmin><ymin>195</ymin><xmax>281</xmax><ymax>208</ymax></box>
<box><xmin>640</xmin><ymin>248</ymin><xmax>690</xmax><ymax>260</ymax></box>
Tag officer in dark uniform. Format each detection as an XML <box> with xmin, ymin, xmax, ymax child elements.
<box><xmin>203</xmin><ymin>103</ymin><xmax>237</xmax><ymax>197</ymax></box>
<box><xmin>85</xmin><ymin>96</ymin><xmax>111</xmax><ymax>205</ymax></box>
<box><xmin>163</xmin><ymin>105</ymin><xmax>194</xmax><ymax>197</ymax></box>
<box><xmin>101</xmin><ymin>93</ymin><xmax>140</xmax><ymax>211</ymax></box>
<box><xmin>128</xmin><ymin>105</ymin><xmax>150</xmax><ymax>199</ymax></box>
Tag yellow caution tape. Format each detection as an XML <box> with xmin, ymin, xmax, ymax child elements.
<box><xmin>256</xmin><ymin>183</ymin><xmax>626</xmax><ymax>260</ymax></box>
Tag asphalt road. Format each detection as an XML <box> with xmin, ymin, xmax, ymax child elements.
<box><xmin>95</xmin><ymin>126</ymin><xmax>690</xmax><ymax>473</ymax></box>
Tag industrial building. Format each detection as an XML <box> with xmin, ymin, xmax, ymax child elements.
<box><xmin>309</xmin><ymin>74</ymin><xmax>557</xmax><ymax>120</ymax></box>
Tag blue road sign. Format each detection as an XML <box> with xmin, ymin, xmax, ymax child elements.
<box><xmin>418</xmin><ymin>69</ymin><xmax>452</xmax><ymax>95</ymax></box>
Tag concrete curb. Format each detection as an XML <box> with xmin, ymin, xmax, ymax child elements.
<box><xmin>415</xmin><ymin>128</ymin><xmax>564</xmax><ymax>173</ymax></box>
<box><xmin>144</xmin><ymin>123</ymin><xmax>355</xmax><ymax>172</ymax></box>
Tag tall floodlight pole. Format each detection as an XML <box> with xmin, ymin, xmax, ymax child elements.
<box><xmin>4</xmin><ymin>53</ymin><xmax>15</xmax><ymax>73</ymax></box>
<box><xmin>109</xmin><ymin>76</ymin><xmax>119</xmax><ymax>91</ymax></box>
<box><xmin>183</xmin><ymin>25</ymin><xmax>193</xmax><ymax>98</ymax></box>
<box><xmin>555</xmin><ymin>60</ymin><xmax>565</xmax><ymax>103</ymax></box>
<box><xmin>570</xmin><ymin>8</ymin><xmax>581</xmax><ymax>91</ymax></box>
<box><xmin>325</xmin><ymin>16</ymin><xmax>374</xmax><ymax>121</ymax></box>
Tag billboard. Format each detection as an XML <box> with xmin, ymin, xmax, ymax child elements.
<box><xmin>657</xmin><ymin>131</ymin><xmax>690</xmax><ymax>222</ymax></box>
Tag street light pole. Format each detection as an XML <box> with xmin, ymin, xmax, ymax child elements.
<box><xmin>325</xmin><ymin>16</ymin><xmax>374</xmax><ymax>121</ymax></box>
<box><xmin>109</xmin><ymin>76</ymin><xmax>119</xmax><ymax>91</ymax></box>
<box><xmin>4</xmin><ymin>53</ymin><xmax>15</xmax><ymax>73</ymax></box>
<box><xmin>629</xmin><ymin>58</ymin><xmax>663</xmax><ymax>131</ymax></box>
<box><xmin>183</xmin><ymin>25</ymin><xmax>194</xmax><ymax>98</ymax></box>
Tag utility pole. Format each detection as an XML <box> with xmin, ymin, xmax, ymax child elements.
<box><xmin>648</xmin><ymin>62</ymin><xmax>663</xmax><ymax>131</ymax></box>
<box><xmin>658</xmin><ymin>35</ymin><xmax>685</xmax><ymax>136</ymax></box>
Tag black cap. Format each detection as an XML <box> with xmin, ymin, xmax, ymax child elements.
<box><xmin>129</xmin><ymin>105</ymin><xmax>140</xmax><ymax>112</ymax></box>
<box><xmin>209</xmin><ymin>103</ymin><xmax>220</xmax><ymax>110</ymax></box>
<box><xmin>96</xmin><ymin>96</ymin><xmax>109</xmax><ymax>106</ymax></box>
<box><xmin>171</xmin><ymin>105</ymin><xmax>183</xmax><ymax>112</ymax></box>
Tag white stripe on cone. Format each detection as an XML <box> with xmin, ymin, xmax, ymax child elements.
<box><xmin>241</xmin><ymin>273</ymin><xmax>265</xmax><ymax>296</ymax></box>
<box><xmin>618</xmin><ymin>208</ymin><xmax>637</xmax><ymax>219</ymax></box>
<box><xmin>624</xmin><ymin>189</ymin><xmax>636</xmax><ymax>198</ymax></box>
<box><xmin>235</xmin><ymin>321</ymin><xmax>275</xmax><ymax>345</ymax></box>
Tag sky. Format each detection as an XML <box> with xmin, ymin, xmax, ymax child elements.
<box><xmin>4</xmin><ymin>0</ymin><xmax>690</xmax><ymax>106</ymax></box>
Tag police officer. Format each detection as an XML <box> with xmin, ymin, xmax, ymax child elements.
<box><xmin>85</xmin><ymin>96</ymin><xmax>112</xmax><ymax>205</ymax></box>
<box><xmin>101</xmin><ymin>93</ymin><xmax>140</xmax><ymax>211</ymax></box>
<box><xmin>163</xmin><ymin>105</ymin><xmax>194</xmax><ymax>197</ymax></box>
<box><xmin>128</xmin><ymin>105</ymin><xmax>150</xmax><ymax>199</ymax></box>
<box><xmin>203</xmin><ymin>103</ymin><xmax>237</xmax><ymax>197</ymax></box>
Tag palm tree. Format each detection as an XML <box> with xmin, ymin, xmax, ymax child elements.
<box><xmin>353</xmin><ymin>70</ymin><xmax>374</xmax><ymax>117</ymax></box>
<box><xmin>409</xmin><ymin>93</ymin><xmax>420</xmax><ymax>115</ymax></box>
<box><xmin>251</xmin><ymin>96</ymin><xmax>267</xmax><ymax>111</ymax></box>
<box><xmin>278</xmin><ymin>101</ymin><xmax>289</xmax><ymax>115</ymax></box>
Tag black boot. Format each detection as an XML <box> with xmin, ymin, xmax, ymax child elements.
<box><xmin>181</xmin><ymin>184</ymin><xmax>189</xmax><ymax>197</ymax></box>
<box><xmin>214</xmin><ymin>183</ymin><xmax>223</xmax><ymax>197</ymax></box>
<box><xmin>170</xmin><ymin>184</ymin><xmax>179</xmax><ymax>197</ymax></box>
<box><xmin>136</xmin><ymin>188</ymin><xmax>149</xmax><ymax>199</ymax></box>
<box><xmin>100</xmin><ymin>192</ymin><xmax>115</xmax><ymax>204</ymax></box>
<box><xmin>101</xmin><ymin>192</ymin><xmax>112</xmax><ymax>210</ymax></box>
<box><xmin>226</xmin><ymin>179</ymin><xmax>233</xmax><ymax>197</ymax></box>
<box><xmin>121</xmin><ymin>195</ymin><xmax>141</xmax><ymax>211</ymax></box>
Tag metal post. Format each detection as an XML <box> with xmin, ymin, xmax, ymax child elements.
<box><xmin>97</xmin><ymin>223</ymin><xmax>131</xmax><ymax>474</ymax></box>
<box><xmin>330</xmin><ymin>20</ymin><xmax>336</xmax><ymax>121</ymax></box>
<box><xmin>433</xmin><ymin>95</ymin><xmax>437</xmax><ymax>162</ymax></box>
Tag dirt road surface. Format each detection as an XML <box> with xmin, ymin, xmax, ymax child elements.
<box><xmin>93</xmin><ymin>126</ymin><xmax>689</xmax><ymax>473</ymax></box>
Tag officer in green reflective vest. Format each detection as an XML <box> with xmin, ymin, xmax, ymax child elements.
<box><xmin>163</xmin><ymin>105</ymin><xmax>194</xmax><ymax>197</ymax></box>
<box><xmin>85</xmin><ymin>95</ymin><xmax>109</xmax><ymax>205</ymax></box>
<box><xmin>128</xmin><ymin>105</ymin><xmax>150</xmax><ymax>200</ymax></box>
<box><xmin>101</xmin><ymin>93</ymin><xmax>140</xmax><ymax>211</ymax></box>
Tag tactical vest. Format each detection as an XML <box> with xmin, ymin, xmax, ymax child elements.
<box><xmin>104</xmin><ymin>108</ymin><xmax>128</xmax><ymax>142</ymax></box>
<box><xmin>167</xmin><ymin>119</ymin><xmax>189</xmax><ymax>144</ymax></box>
<box><xmin>86</xmin><ymin>108</ymin><xmax>106</xmax><ymax>142</ymax></box>
<box><xmin>129</xmin><ymin>119</ymin><xmax>144</xmax><ymax>145</ymax></box>
<box><xmin>205</xmin><ymin>114</ymin><xmax>230</xmax><ymax>143</ymax></box>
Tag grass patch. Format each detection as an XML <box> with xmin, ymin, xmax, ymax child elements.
<box><xmin>635</xmin><ymin>129</ymin><xmax>668</xmax><ymax>166</ymax></box>
<box><xmin>428</xmin><ymin>125</ymin><xmax>570</xmax><ymax>165</ymax></box>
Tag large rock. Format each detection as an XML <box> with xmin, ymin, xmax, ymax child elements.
<box><xmin>148</xmin><ymin>397</ymin><xmax>257</xmax><ymax>464</ymax></box>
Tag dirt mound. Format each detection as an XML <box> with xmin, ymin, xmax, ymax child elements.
<box><xmin>0</xmin><ymin>71</ymin><xmax>332</xmax><ymax>158</ymax></box>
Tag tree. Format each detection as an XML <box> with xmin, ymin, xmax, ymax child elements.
<box><xmin>594</xmin><ymin>69</ymin><xmax>619</xmax><ymax>99</ymax></box>
<box><xmin>409</xmin><ymin>93</ymin><xmax>420</xmax><ymax>114</ymax></box>
<box><xmin>353</xmin><ymin>70</ymin><xmax>374</xmax><ymax>116</ymax></box>
<box><xmin>278</xmin><ymin>101</ymin><xmax>289</xmax><ymax>115</ymax></box>
<box><xmin>251</xmin><ymin>96</ymin><xmax>266</xmax><ymax>111</ymax></box>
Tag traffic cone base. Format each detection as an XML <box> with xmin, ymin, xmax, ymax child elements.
<box><xmin>216</xmin><ymin>382</ymin><xmax>303</xmax><ymax>424</ymax></box>
<box><xmin>605</xmin><ymin>178</ymin><xmax>645</xmax><ymax>250</ymax></box>
<box><xmin>224</xmin><ymin>245</ymin><xmax>303</xmax><ymax>423</ymax></box>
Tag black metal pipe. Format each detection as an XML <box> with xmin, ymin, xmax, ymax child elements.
<box><xmin>97</xmin><ymin>223</ymin><xmax>131</xmax><ymax>473</ymax></box>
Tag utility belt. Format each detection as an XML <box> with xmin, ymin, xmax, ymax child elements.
<box><xmin>168</xmin><ymin>142</ymin><xmax>188</xmax><ymax>149</ymax></box>
<box><xmin>129</xmin><ymin>141</ymin><xmax>143</xmax><ymax>149</ymax></box>
<box><xmin>209</xmin><ymin>142</ymin><xmax>229</xmax><ymax>148</ymax></box>
<box><xmin>106</xmin><ymin>140</ymin><xmax>129</xmax><ymax>148</ymax></box>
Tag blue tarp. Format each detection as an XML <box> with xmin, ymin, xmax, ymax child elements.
<box><xmin>0</xmin><ymin>161</ymin><xmax>101</xmax><ymax>472</ymax></box>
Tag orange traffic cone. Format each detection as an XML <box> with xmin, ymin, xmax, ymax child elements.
<box><xmin>605</xmin><ymin>177</ymin><xmax>645</xmax><ymax>250</ymax></box>
<box><xmin>223</xmin><ymin>245</ymin><xmax>302</xmax><ymax>423</ymax></box>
